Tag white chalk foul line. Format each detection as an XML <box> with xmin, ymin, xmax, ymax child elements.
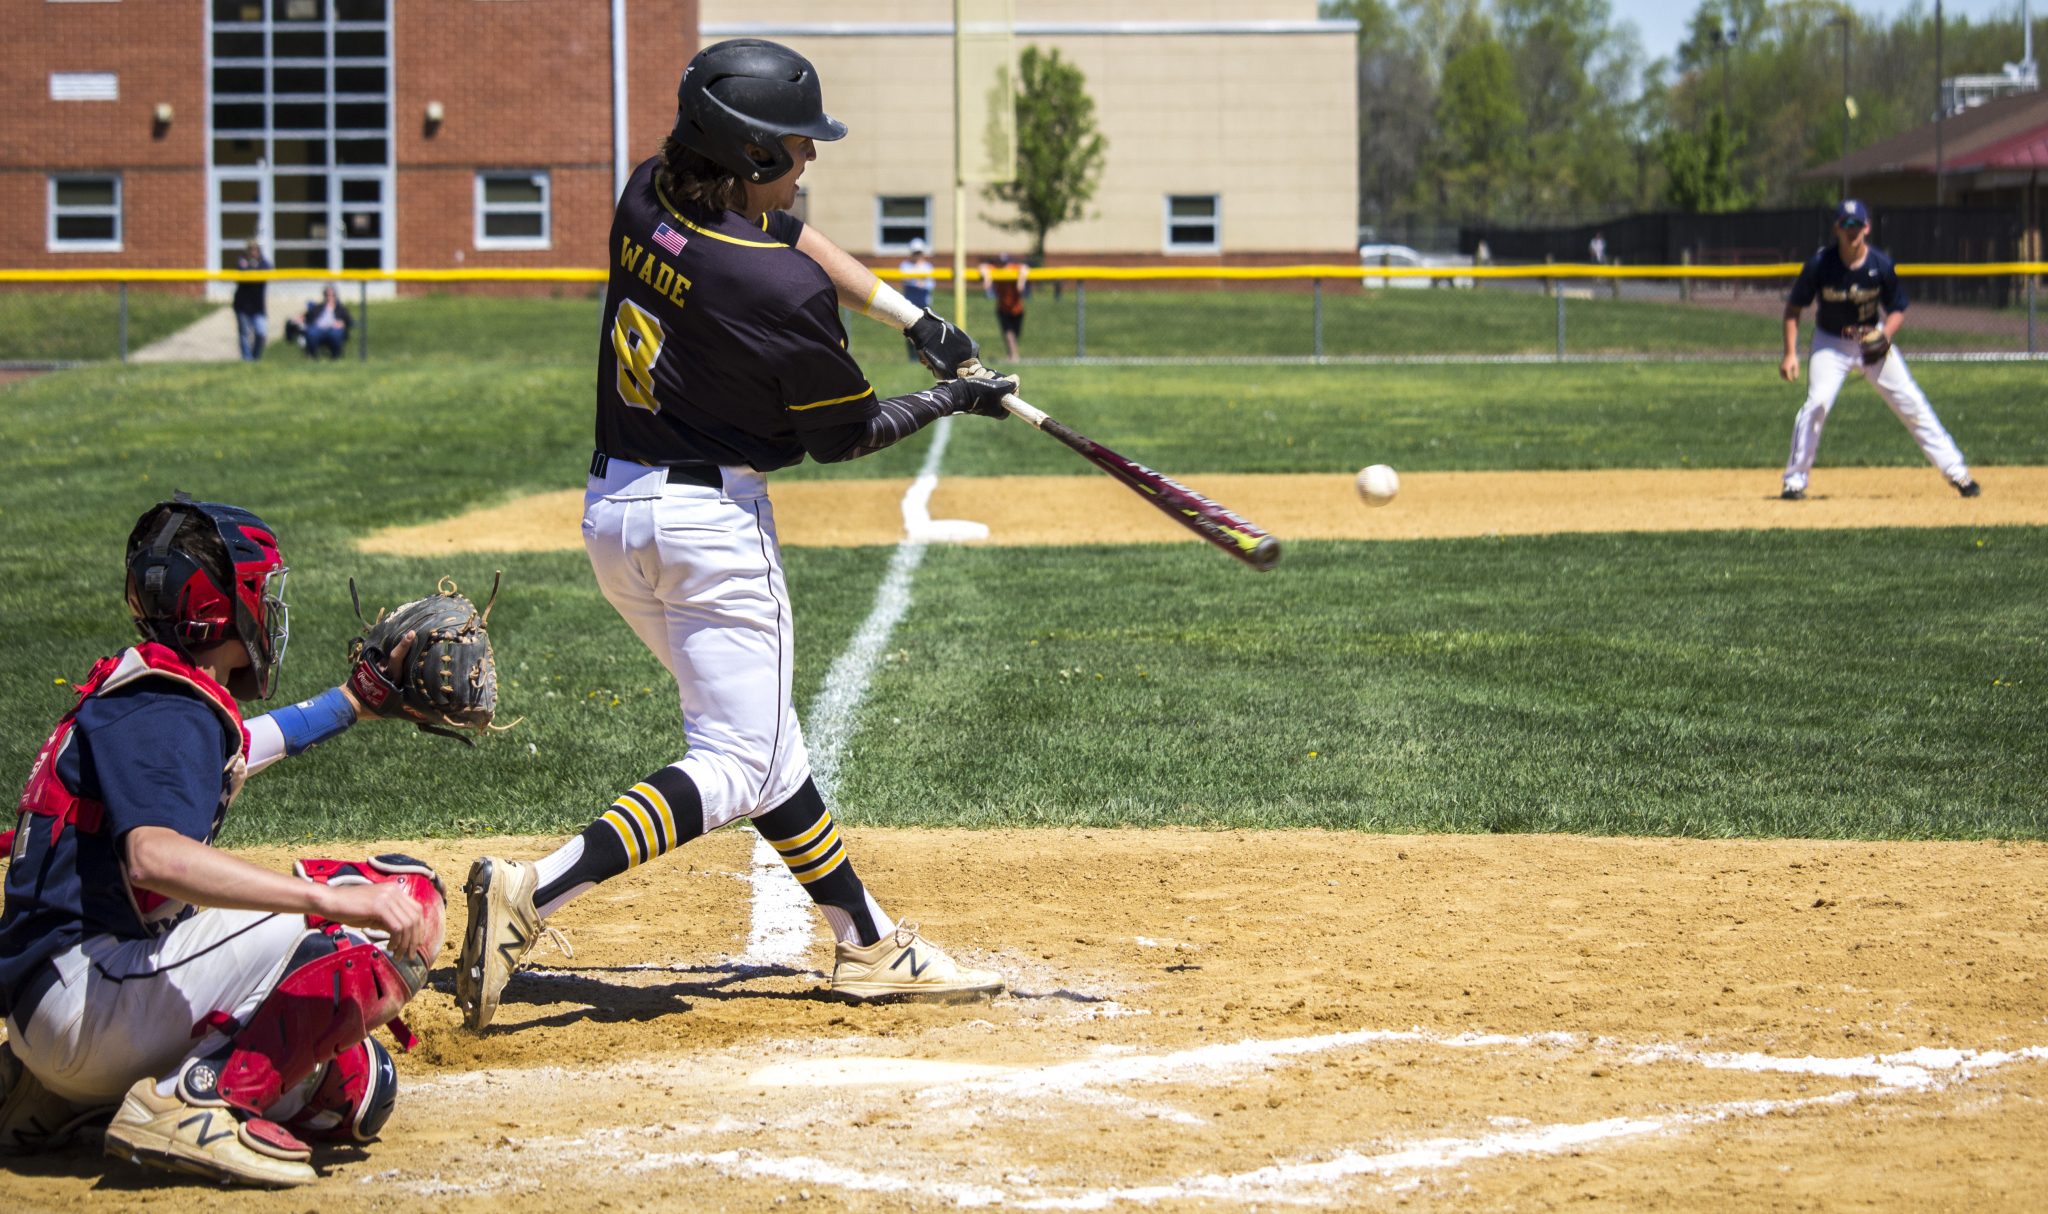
<box><xmin>739</xmin><ymin>416</ymin><xmax>960</xmax><ymax>968</ymax></box>
<box><xmin>391</xmin><ymin>1029</ymin><xmax>2048</xmax><ymax>1206</ymax></box>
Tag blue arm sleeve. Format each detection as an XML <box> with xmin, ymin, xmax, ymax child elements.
<box><xmin>260</xmin><ymin>686</ymin><xmax>358</xmax><ymax>755</ymax></box>
<box><xmin>1881</xmin><ymin>263</ymin><xmax>1908</xmax><ymax>313</ymax></box>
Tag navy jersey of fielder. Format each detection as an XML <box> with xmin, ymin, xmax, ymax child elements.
<box><xmin>596</xmin><ymin>157</ymin><xmax>880</xmax><ymax>471</ymax></box>
<box><xmin>0</xmin><ymin>684</ymin><xmax>234</xmax><ymax>1010</ymax></box>
<box><xmin>1787</xmin><ymin>245</ymin><xmax>1907</xmax><ymax>338</ymax></box>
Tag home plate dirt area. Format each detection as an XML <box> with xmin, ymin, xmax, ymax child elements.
<box><xmin>6</xmin><ymin>830</ymin><xmax>2044</xmax><ymax>1212</ymax></box>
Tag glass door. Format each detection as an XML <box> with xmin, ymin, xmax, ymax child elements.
<box><xmin>206</xmin><ymin>1</ymin><xmax>393</xmax><ymax>292</ymax></box>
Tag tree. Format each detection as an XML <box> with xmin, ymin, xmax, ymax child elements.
<box><xmin>1324</xmin><ymin>0</ymin><xmax>1438</xmax><ymax>232</ymax></box>
<box><xmin>982</xmin><ymin>46</ymin><xmax>1107</xmax><ymax>260</ymax></box>
<box><xmin>1657</xmin><ymin>107</ymin><xmax>1751</xmax><ymax>212</ymax></box>
<box><xmin>1430</xmin><ymin>19</ymin><xmax>1527</xmax><ymax>220</ymax></box>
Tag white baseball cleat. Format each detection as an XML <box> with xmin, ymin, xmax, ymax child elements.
<box><xmin>103</xmin><ymin>1076</ymin><xmax>315</xmax><ymax>1188</ymax></box>
<box><xmin>456</xmin><ymin>855</ymin><xmax>543</xmax><ymax>1031</ymax></box>
<box><xmin>830</xmin><ymin>923</ymin><xmax>1005</xmax><ymax>1003</ymax></box>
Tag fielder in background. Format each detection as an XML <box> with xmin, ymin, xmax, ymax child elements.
<box><xmin>980</xmin><ymin>252</ymin><xmax>1029</xmax><ymax>361</ymax></box>
<box><xmin>0</xmin><ymin>496</ymin><xmax>446</xmax><ymax>1187</ymax></box>
<box><xmin>899</xmin><ymin>237</ymin><xmax>937</xmax><ymax>363</ymax></box>
<box><xmin>456</xmin><ymin>38</ymin><xmax>1010</xmax><ymax>1032</ymax></box>
<box><xmin>1777</xmin><ymin>200</ymin><xmax>1979</xmax><ymax>501</ymax></box>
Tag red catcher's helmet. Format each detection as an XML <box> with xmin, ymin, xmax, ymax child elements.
<box><xmin>124</xmin><ymin>494</ymin><xmax>290</xmax><ymax>700</ymax></box>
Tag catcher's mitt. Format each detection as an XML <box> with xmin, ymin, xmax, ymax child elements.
<box><xmin>346</xmin><ymin>574</ymin><xmax>507</xmax><ymax>744</ymax></box>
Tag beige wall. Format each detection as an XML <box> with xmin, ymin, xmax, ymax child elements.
<box><xmin>699</xmin><ymin>2</ymin><xmax>1357</xmax><ymax>259</ymax></box>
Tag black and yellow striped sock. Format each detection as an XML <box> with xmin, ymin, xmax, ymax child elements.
<box><xmin>532</xmin><ymin>764</ymin><xmax>703</xmax><ymax>918</ymax></box>
<box><xmin>753</xmin><ymin>778</ymin><xmax>890</xmax><ymax>947</ymax></box>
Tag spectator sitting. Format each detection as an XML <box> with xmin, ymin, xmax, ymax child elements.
<box><xmin>298</xmin><ymin>285</ymin><xmax>351</xmax><ymax>359</ymax></box>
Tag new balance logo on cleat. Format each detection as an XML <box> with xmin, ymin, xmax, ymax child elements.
<box><xmin>889</xmin><ymin>946</ymin><xmax>931</xmax><ymax>979</ymax></box>
<box><xmin>181</xmin><ymin>1110</ymin><xmax>233</xmax><ymax>1148</ymax></box>
<box><xmin>830</xmin><ymin>923</ymin><xmax>1004</xmax><ymax>1004</ymax></box>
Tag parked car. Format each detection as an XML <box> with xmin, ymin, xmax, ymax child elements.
<box><xmin>1356</xmin><ymin>243</ymin><xmax>1474</xmax><ymax>289</ymax></box>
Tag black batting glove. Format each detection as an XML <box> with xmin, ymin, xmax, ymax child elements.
<box><xmin>906</xmin><ymin>308</ymin><xmax>980</xmax><ymax>379</ymax></box>
<box><xmin>937</xmin><ymin>373</ymin><xmax>1017</xmax><ymax>420</ymax></box>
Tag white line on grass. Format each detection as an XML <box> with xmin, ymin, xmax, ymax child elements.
<box><xmin>739</xmin><ymin>416</ymin><xmax>961</xmax><ymax>968</ymax></box>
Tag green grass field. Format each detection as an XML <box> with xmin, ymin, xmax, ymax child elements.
<box><xmin>1</xmin><ymin>298</ymin><xmax>2042</xmax><ymax>844</ymax></box>
<box><xmin>0</xmin><ymin>289</ymin><xmax>217</xmax><ymax>362</ymax></box>
<box><xmin>2</xmin><ymin>279</ymin><xmax>2026</xmax><ymax>366</ymax></box>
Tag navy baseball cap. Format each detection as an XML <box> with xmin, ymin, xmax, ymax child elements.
<box><xmin>1833</xmin><ymin>200</ymin><xmax>1869</xmax><ymax>228</ymax></box>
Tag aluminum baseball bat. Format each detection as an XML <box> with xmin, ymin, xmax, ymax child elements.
<box><xmin>961</xmin><ymin>363</ymin><xmax>1281</xmax><ymax>572</ymax></box>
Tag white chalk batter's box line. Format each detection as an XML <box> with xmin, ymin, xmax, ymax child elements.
<box><xmin>386</xmin><ymin>1026</ymin><xmax>2048</xmax><ymax>1207</ymax></box>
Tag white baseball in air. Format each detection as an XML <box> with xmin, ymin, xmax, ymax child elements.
<box><xmin>1356</xmin><ymin>464</ymin><xmax>1400</xmax><ymax>507</ymax></box>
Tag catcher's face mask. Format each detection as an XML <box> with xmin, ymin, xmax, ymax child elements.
<box><xmin>126</xmin><ymin>496</ymin><xmax>290</xmax><ymax>700</ymax></box>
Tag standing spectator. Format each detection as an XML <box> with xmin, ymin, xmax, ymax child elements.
<box><xmin>232</xmin><ymin>239</ymin><xmax>271</xmax><ymax>361</ymax></box>
<box><xmin>979</xmin><ymin>252</ymin><xmax>1029</xmax><ymax>362</ymax></box>
<box><xmin>1588</xmin><ymin>231</ymin><xmax>1607</xmax><ymax>265</ymax></box>
<box><xmin>298</xmin><ymin>285</ymin><xmax>351</xmax><ymax>360</ymax></box>
<box><xmin>898</xmin><ymin>238</ymin><xmax>936</xmax><ymax>362</ymax></box>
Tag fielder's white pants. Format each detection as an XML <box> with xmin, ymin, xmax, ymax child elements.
<box><xmin>6</xmin><ymin>908</ymin><xmax>305</xmax><ymax>1103</ymax></box>
<box><xmin>1783</xmin><ymin>331</ymin><xmax>1969</xmax><ymax>493</ymax></box>
<box><xmin>583</xmin><ymin>460</ymin><xmax>812</xmax><ymax>833</ymax></box>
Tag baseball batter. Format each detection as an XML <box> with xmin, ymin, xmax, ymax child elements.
<box><xmin>456</xmin><ymin>39</ymin><xmax>1014</xmax><ymax>1030</ymax></box>
<box><xmin>1778</xmin><ymin>200</ymin><xmax>1979</xmax><ymax>500</ymax></box>
<box><xmin>0</xmin><ymin>497</ymin><xmax>445</xmax><ymax>1187</ymax></box>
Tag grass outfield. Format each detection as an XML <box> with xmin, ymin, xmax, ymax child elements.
<box><xmin>306</xmin><ymin>289</ymin><xmax>2009</xmax><ymax>368</ymax></box>
<box><xmin>0</xmin><ymin>289</ymin><xmax>217</xmax><ymax>362</ymax></box>
<box><xmin>0</xmin><ymin>355</ymin><xmax>2042</xmax><ymax>843</ymax></box>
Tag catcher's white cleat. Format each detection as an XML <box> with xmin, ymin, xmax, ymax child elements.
<box><xmin>456</xmin><ymin>855</ymin><xmax>543</xmax><ymax>1031</ymax></box>
<box><xmin>0</xmin><ymin>1040</ymin><xmax>114</xmax><ymax>1153</ymax></box>
<box><xmin>830</xmin><ymin>923</ymin><xmax>1005</xmax><ymax>1003</ymax></box>
<box><xmin>103</xmin><ymin>1077</ymin><xmax>314</xmax><ymax>1188</ymax></box>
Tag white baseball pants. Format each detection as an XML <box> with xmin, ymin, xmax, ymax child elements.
<box><xmin>582</xmin><ymin>460</ymin><xmax>813</xmax><ymax>833</ymax></box>
<box><xmin>6</xmin><ymin>908</ymin><xmax>304</xmax><ymax>1103</ymax></box>
<box><xmin>1782</xmin><ymin>331</ymin><xmax>1969</xmax><ymax>493</ymax></box>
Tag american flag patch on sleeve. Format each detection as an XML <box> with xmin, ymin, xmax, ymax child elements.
<box><xmin>652</xmin><ymin>223</ymin><xmax>687</xmax><ymax>256</ymax></box>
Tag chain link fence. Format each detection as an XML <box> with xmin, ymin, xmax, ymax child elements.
<box><xmin>4</xmin><ymin>265</ymin><xmax>2044</xmax><ymax>367</ymax></box>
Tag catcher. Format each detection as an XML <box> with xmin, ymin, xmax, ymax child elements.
<box><xmin>0</xmin><ymin>495</ymin><xmax>494</xmax><ymax>1187</ymax></box>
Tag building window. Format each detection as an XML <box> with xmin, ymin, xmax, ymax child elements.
<box><xmin>49</xmin><ymin>73</ymin><xmax>119</xmax><ymax>101</ymax></box>
<box><xmin>1164</xmin><ymin>194</ymin><xmax>1221</xmax><ymax>253</ymax></box>
<box><xmin>475</xmin><ymin>171</ymin><xmax>550</xmax><ymax>250</ymax></box>
<box><xmin>49</xmin><ymin>175</ymin><xmax>121</xmax><ymax>251</ymax></box>
<box><xmin>875</xmin><ymin>195</ymin><xmax>931</xmax><ymax>252</ymax></box>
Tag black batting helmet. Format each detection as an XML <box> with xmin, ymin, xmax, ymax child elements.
<box><xmin>125</xmin><ymin>494</ymin><xmax>290</xmax><ymax>700</ymax></box>
<box><xmin>673</xmin><ymin>39</ymin><xmax>846</xmax><ymax>184</ymax></box>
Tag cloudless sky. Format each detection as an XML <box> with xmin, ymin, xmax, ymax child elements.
<box><xmin>1610</xmin><ymin>0</ymin><xmax>2035</xmax><ymax>66</ymax></box>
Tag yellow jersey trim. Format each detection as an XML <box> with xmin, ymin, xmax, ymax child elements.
<box><xmin>788</xmin><ymin>388</ymin><xmax>875</xmax><ymax>412</ymax></box>
<box><xmin>653</xmin><ymin>182</ymin><xmax>788</xmax><ymax>249</ymax></box>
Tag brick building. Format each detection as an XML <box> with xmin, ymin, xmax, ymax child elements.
<box><xmin>1</xmin><ymin>0</ymin><xmax>697</xmax><ymax>295</ymax></box>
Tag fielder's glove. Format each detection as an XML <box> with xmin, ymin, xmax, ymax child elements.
<box><xmin>1858</xmin><ymin>326</ymin><xmax>1892</xmax><ymax>367</ymax></box>
<box><xmin>905</xmin><ymin>308</ymin><xmax>979</xmax><ymax>379</ymax></box>
<box><xmin>347</xmin><ymin>574</ymin><xmax>507</xmax><ymax>744</ymax></box>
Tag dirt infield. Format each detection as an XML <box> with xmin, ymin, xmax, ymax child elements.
<box><xmin>358</xmin><ymin>467</ymin><xmax>2048</xmax><ymax>555</ymax></box>
<box><xmin>5</xmin><ymin>830</ymin><xmax>2043</xmax><ymax>1211</ymax></box>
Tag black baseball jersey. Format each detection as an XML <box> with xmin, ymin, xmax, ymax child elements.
<box><xmin>594</xmin><ymin>157</ymin><xmax>878</xmax><ymax>471</ymax></box>
<box><xmin>1787</xmin><ymin>245</ymin><xmax>1907</xmax><ymax>337</ymax></box>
